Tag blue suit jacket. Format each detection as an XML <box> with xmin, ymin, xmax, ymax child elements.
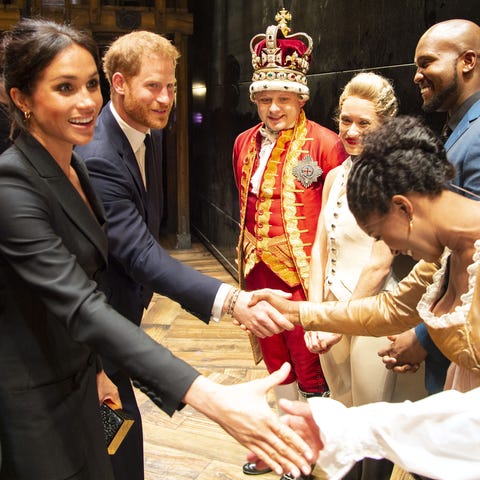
<box><xmin>416</xmin><ymin>98</ymin><xmax>480</xmax><ymax>393</ymax></box>
<box><xmin>445</xmin><ymin>98</ymin><xmax>480</xmax><ymax>194</ymax></box>
<box><xmin>76</xmin><ymin>104</ymin><xmax>222</xmax><ymax>331</ymax></box>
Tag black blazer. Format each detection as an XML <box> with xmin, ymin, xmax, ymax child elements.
<box><xmin>76</xmin><ymin>104</ymin><xmax>222</xmax><ymax>327</ymax></box>
<box><xmin>0</xmin><ymin>134</ymin><xmax>199</xmax><ymax>479</ymax></box>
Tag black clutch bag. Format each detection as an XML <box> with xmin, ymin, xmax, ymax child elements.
<box><xmin>100</xmin><ymin>399</ymin><xmax>135</xmax><ymax>455</ymax></box>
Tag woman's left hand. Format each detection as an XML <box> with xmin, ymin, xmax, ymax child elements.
<box><xmin>304</xmin><ymin>331</ymin><xmax>342</xmax><ymax>354</ymax></box>
<box><xmin>96</xmin><ymin>370</ymin><xmax>122</xmax><ymax>407</ymax></box>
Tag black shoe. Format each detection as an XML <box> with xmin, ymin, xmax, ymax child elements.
<box><xmin>280</xmin><ymin>471</ymin><xmax>313</xmax><ymax>479</ymax></box>
<box><xmin>243</xmin><ymin>462</ymin><xmax>273</xmax><ymax>475</ymax></box>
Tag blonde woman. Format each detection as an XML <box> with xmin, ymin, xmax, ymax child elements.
<box><xmin>307</xmin><ymin>73</ymin><xmax>426</xmax><ymax>479</ymax></box>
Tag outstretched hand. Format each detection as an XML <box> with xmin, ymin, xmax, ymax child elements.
<box><xmin>246</xmin><ymin>398</ymin><xmax>323</xmax><ymax>472</ymax></box>
<box><xmin>247</xmin><ymin>288</ymin><xmax>301</xmax><ymax>325</ymax></box>
<box><xmin>232</xmin><ymin>289</ymin><xmax>294</xmax><ymax>338</ymax></box>
<box><xmin>183</xmin><ymin>363</ymin><xmax>315</xmax><ymax>477</ymax></box>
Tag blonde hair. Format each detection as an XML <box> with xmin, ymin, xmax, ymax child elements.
<box><xmin>102</xmin><ymin>31</ymin><xmax>180</xmax><ymax>86</ymax></box>
<box><xmin>338</xmin><ymin>72</ymin><xmax>398</xmax><ymax>121</ymax></box>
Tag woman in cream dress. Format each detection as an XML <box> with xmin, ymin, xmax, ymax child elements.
<box><xmin>307</xmin><ymin>73</ymin><xmax>427</xmax><ymax>479</ymax></box>
<box><xmin>308</xmin><ymin>72</ymin><xmax>425</xmax><ymax>407</ymax></box>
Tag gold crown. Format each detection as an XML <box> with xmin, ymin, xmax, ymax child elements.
<box><xmin>249</xmin><ymin>9</ymin><xmax>313</xmax><ymax>97</ymax></box>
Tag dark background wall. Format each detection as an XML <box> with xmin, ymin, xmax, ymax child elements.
<box><xmin>188</xmin><ymin>0</ymin><xmax>480</xmax><ymax>278</ymax></box>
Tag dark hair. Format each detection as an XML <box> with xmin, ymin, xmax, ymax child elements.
<box><xmin>1</xmin><ymin>17</ymin><xmax>100</xmax><ymax>134</ymax></box>
<box><xmin>346</xmin><ymin>115</ymin><xmax>455</xmax><ymax>224</ymax></box>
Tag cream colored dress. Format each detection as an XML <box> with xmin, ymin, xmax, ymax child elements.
<box><xmin>320</xmin><ymin>158</ymin><xmax>425</xmax><ymax>406</ymax></box>
<box><xmin>323</xmin><ymin>158</ymin><xmax>397</xmax><ymax>301</ymax></box>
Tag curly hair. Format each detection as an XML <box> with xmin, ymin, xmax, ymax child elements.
<box><xmin>346</xmin><ymin>115</ymin><xmax>455</xmax><ymax>224</ymax></box>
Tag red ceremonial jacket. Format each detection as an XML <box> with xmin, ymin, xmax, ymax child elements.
<box><xmin>233</xmin><ymin>110</ymin><xmax>347</xmax><ymax>295</ymax></box>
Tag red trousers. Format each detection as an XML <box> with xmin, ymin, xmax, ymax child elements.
<box><xmin>245</xmin><ymin>262</ymin><xmax>327</xmax><ymax>394</ymax></box>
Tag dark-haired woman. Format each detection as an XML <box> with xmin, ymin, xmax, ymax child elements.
<box><xmin>0</xmin><ymin>18</ymin><xmax>315</xmax><ymax>480</ymax></box>
<box><xmin>344</xmin><ymin>115</ymin><xmax>480</xmax><ymax>393</ymax></box>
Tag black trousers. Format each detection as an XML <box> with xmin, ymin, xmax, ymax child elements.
<box><xmin>342</xmin><ymin>459</ymin><xmax>394</xmax><ymax>480</ymax></box>
<box><xmin>107</xmin><ymin>371</ymin><xmax>144</xmax><ymax>480</ymax></box>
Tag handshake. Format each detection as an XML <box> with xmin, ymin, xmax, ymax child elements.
<box><xmin>224</xmin><ymin>287</ymin><xmax>301</xmax><ymax>337</ymax></box>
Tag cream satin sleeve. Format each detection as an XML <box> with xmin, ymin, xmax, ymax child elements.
<box><xmin>308</xmin><ymin>387</ymin><xmax>480</xmax><ymax>480</ymax></box>
<box><xmin>300</xmin><ymin>260</ymin><xmax>439</xmax><ymax>336</ymax></box>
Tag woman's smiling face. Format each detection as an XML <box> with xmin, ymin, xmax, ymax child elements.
<box><xmin>20</xmin><ymin>44</ymin><xmax>102</xmax><ymax>151</ymax></box>
<box><xmin>338</xmin><ymin>96</ymin><xmax>380</xmax><ymax>157</ymax></box>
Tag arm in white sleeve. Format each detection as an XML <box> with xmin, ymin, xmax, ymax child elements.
<box><xmin>309</xmin><ymin>387</ymin><xmax>480</xmax><ymax>480</ymax></box>
<box><xmin>211</xmin><ymin>283</ymin><xmax>232</xmax><ymax>322</ymax></box>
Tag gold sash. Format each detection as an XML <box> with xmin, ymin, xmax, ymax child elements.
<box><xmin>242</xmin><ymin>229</ymin><xmax>300</xmax><ymax>287</ymax></box>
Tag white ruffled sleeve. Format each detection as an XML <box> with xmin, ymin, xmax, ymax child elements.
<box><xmin>309</xmin><ymin>388</ymin><xmax>480</xmax><ymax>480</ymax></box>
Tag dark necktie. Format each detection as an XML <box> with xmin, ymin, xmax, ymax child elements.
<box><xmin>144</xmin><ymin>133</ymin><xmax>162</xmax><ymax>240</ymax></box>
<box><xmin>144</xmin><ymin>133</ymin><xmax>155</xmax><ymax>191</ymax></box>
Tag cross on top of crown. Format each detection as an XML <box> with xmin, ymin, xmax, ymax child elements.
<box><xmin>275</xmin><ymin>8</ymin><xmax>292</xmax><ymax>36</ymax></box>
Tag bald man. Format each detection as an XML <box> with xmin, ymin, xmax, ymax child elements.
<box><xmin>379</xmin><ymin>19</ymin><xmax>480</xmax><ymax>400</ymax></box>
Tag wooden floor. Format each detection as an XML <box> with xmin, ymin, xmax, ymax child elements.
<box><xmin>135</xmin><ymin>240</ymin><xmax>297</xmax><ymax>480</ymax></box>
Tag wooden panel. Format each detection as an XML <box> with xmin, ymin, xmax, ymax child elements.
<box><xmin>0</xmin><ymin>11</ymin><xmax>21</xmax><ymax>30</ymax></box>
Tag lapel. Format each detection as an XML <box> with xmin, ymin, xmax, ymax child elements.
<box><xmin>99</xmin><ymin>104</ymin><xmax>164</xmax><ymax>238</ymax></box>
<box><xmin>99</xmin><ymin>105</ymin><xmax>148</xmax><ymax>206</ymax></box>
<box><xmin>445</xmin><ymin>98</ymin><xmax>480</xmax><ymax>151</ymax></box>
<box><xmin>15</xmin><ymin>133</ymin><xmax>108</xmax><ymax>264</ymax></box>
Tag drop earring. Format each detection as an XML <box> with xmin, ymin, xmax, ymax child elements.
<box><xmin>24</xmin><ymin>111</ymin><xmax>31</xmax><ymax>121</ymax></box>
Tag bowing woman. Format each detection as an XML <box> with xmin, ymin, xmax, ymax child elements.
<box><xmin>249</xmin><ymin>115</ymin><xmax>480</xmax><ymax>479</ymax></box>
<box><xmin>0</xmin><ymin>18</ymin><xmax>314</xmax><ymax>480</ymax></box>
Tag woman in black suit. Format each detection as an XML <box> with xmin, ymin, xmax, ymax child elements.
<box><xmin>0</xmin><ymin>18</ymin><xmax>315</xmax><ymax>480</ymax></box>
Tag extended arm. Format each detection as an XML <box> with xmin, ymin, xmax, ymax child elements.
<box><xmin>184</xmin><ymin>363</ymin><xmax>316</xmax><ymax>478</ymax></box>
<box><xmin>277</xmin><ymin>388</ymin><xmax>480</xmax><ymax>480</ymax></box>
<box><xmin>250</xmin><ymin>259</ymin><xmax>439</xmax><ymax>336</ymax></box>
<box><xmin>300</xmin><ymin>259</ymin><xmax>437</xmax><ymax>335</ymax></box>
<box><xmin>85</xmin><ymin>152</ymin><xmax>293</xmax><ymax>337</ymax></box>
<box><xmin>0</xmin><ymin>156</ymin><xmax>315</xmax><ymax>476</ymax></box>
<box><xmin>85</xmin><ymin>152</ymin><xmax>221</xmax><ymax>320</ymax></box>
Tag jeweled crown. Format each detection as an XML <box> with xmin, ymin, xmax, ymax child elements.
<box><xmin>249</xmin><ymin>9</ymin><xmax>313</xmax><ymax>97</ymax></box>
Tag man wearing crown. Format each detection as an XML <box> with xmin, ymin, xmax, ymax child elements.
<box><xmin>233</xmin><ymin>10</ymin><xmax>347</xmax><ymax>480</ymax></box>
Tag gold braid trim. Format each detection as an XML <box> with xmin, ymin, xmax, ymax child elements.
<box><xmin>243</xmin><ymin>229</ymin><xmax>298</xmax><ymax>286</ymax></box>
<box><xmin>237</xmin><ymin>128</ymin><xmax>261</xmax><ymax>285</ymax></box>
<box><xmin>238</xmin><ymin>112</ymin><xmax>312</xmax><ymax>292</ymax></box>
<box><xmin>242</xmin><ymin>229</ymin><xmax>259</xmax><ymax>278</ymax></box>
<box><xmin>281</xmin><ymin>110</ymin><xmax>311</xmax><ymax>293</ymax></box>
<box><xmin>254</xmin><ymin>128</ymin><xmax>301</xmax><ymax>286</ymax></box>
